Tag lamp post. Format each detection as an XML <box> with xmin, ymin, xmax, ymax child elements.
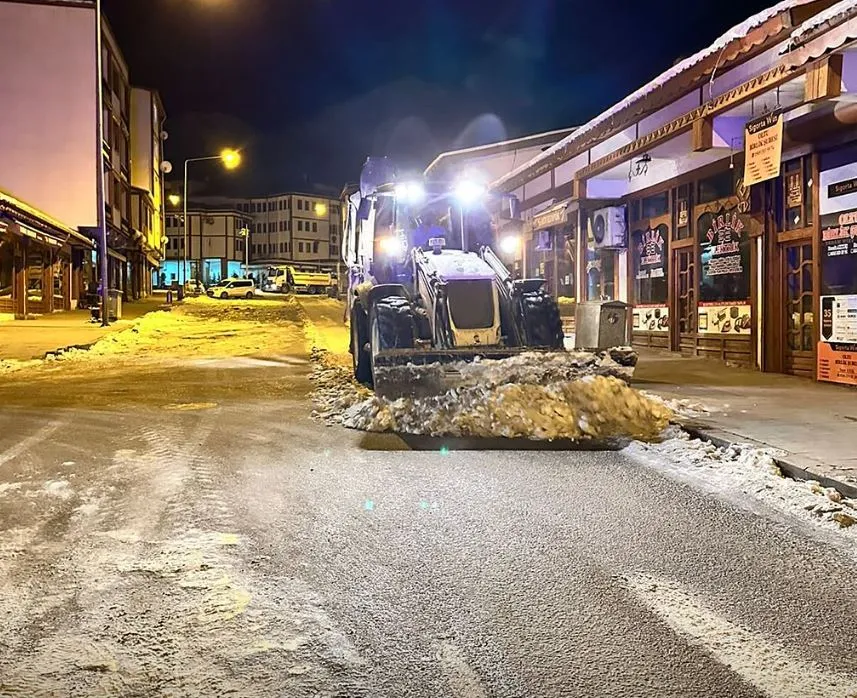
<box><xmin>94</xmin><ymin>0</ymin><xmax>109</xmax><ymax>326</ymax></box>
<box><xmin>181</xmin><ymin>148</ymin><xmax>241</xmax><ymax>285</ymax></box>
<box><xmin>239</xmin><ymin>226</ymin><xmax>250</xmax><ymax>278</ymax></box>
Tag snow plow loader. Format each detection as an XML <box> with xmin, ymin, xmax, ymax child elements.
<box><xmin>342</xmin><ymin>157</ymin><xmax>566</xmax><ymax>399</ymax></box>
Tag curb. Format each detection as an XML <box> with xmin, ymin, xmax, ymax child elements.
<box><xmin>681</xmin><ymin>424</ymin><xmax>857</xmax><ymax>500</ymax></box>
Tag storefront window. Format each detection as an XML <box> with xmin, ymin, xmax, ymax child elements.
<box><xmin>673</xmin><ymin>184</ymin><xmax>692</xmax><ymax>240</ymax></box>
<box><xmin>696</xmin><ymin>205</ymin><xmax>752</xmax><ymax>335</ymax></box>
<box><xmin>632</xmin><ymin>223</ymin><xmax>668</xmax><ymax>304</ymax></box>
<box><xmin>642</xmin><ymin>193</ymin><xmax>669</xmax><ymax>219</ymax></box>
<box><xmin>586</xmin><ymin>246</ymin><xmax>616</xmax><ymax>300</ymax></box>
<box><xmin>778</xmin><ymin>155</ymin><xmax>813</xmax><ymax>231</ymax></box>
<box><xmin>697</xmin><ymin>170</ymin><xmax>735</xmax><ymax>205</ymax></box>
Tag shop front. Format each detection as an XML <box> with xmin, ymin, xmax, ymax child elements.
<box><xmin>0</xmin><ymin>208</ymin><xmax>91</xmax><ymax>319</ymax></box>
<box><xmin>524</xmin><ymin>201</ymin><xmax>576</xmax><ymax>301</ymax></box>
<box><xmin>815</xmin><ymin>144</ymin><xmax>857</xmax><ymax>386</ymax></box>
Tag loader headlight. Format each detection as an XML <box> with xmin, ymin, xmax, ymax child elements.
<box><xmin>380</xmin><ymin>236</ymin><xmax>404</xmax><ymax>255</ymax></box>
<box><xmin>453</xmin><ymin>178</ymin><xmax>486</xmax><ymax>207</ymax></box>
<box><xmin>395</xmin><ymin>181</ymin><xmax>425</xmax><ymax>204</ymax></box>
<box><xmin>499</xmin><ymin>235</ymin><xmax>520</xmax><ymax>255</ymax></box>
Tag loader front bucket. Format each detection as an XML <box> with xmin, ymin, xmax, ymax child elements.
<box><xmin>371</xmin><ymin>347</ymin><xmax>549</xmax><ymax>399</ymax></box>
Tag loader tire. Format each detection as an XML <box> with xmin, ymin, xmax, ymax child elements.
<box><xmin>350</xmin><ymin>304</ymin><xmax>372</xmax><ymax>385</ymax></box>
<box><xmin>520</xmin><ymin>291</ymin><xmax>564</xmax><ymax>349</ymax></box>
<box><xmin>369</xmin><ymin>296</ymin><xmax>415</xmax><ymax>385</ymax></box>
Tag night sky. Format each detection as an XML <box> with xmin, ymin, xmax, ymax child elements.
<box><xmin>106</xmin><ymin>0</ymin><xmax>775</xmax><ymax>196</ymax></box>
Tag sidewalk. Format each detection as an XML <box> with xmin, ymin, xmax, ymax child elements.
<box><xmin>0</xmin><ymin>297</ymin><xmax>165</xmax><ymax>360</ymax></box>
<box><xmin>634</xmin><ymin>349</ymin><xmax>857</xmax><ymax>496</ymax></box>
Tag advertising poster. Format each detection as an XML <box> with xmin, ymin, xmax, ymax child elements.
<box><xmin>743</xmin><ymin>111</ymin><xmax>783</xmax><ymax>186</ymax></box>
<box><xmin>698</xmin><ymin>302</ymin><xmax>752</xmax><ymax>335</ymax></box>
<box><xmin>633</xmin><ymin>305</ymin><xmax>669</xmax><ymax>332</ymax></box>
<box><xmin>818</xmin><ymin>342</ymin><xmax>857</xmax><ymax>386</ymax></box>
<box><xmin>632</xmin><ymin>224</ymin><xmax>668</xmax><ymax>332</ymax></box>
<box><xmin>821</xmin><ymin>294</ymin><xmax>857</xmax><ymax>343</ymax></box>
<box><xmin>698</xmin><ymin>208</ymin><xmax>751</xmax><ymax>304</ymax></box>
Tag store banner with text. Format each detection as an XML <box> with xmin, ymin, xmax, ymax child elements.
<box><xmin>744</xmin><ymin>111</ymin><xmax>783</xmax><ymax>186</ymax></box>
<box><xmin>698</xmin><ymin>208</ymin><xmax>751</xmax><ymax>304</ymax></box>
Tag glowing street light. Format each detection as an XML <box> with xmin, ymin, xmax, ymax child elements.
<box><xmin>500</xmin><ymin>235</ymin><xmax>520</xmax><ymax>255</ymax></box>
<box><xmin>168</xmin><ymin>193</ymin><xmax>181</xmax><ymax>207</ymax></box>
<box><xmin>182</xmin><ymin>148</ymin><xmax>242</xmax><ymax>284</ymax></box>
<box><xmin>314</xmin><ymin>202</ymin><xmax>328</xmax><ymax>217</ymax></box>
<box><xmin>220</xmin><ymin>148</ymin><xmax>241</xmax><ymax>170</ymax></box>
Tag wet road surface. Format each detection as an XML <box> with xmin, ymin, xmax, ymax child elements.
<box><xmin>0</xmin><ymin>297</ymin><xmax>855</xmax><ymax>697</ymax></box>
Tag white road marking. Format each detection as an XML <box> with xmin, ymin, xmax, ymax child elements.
<box><xmin>626</xmin><ymin>574</ymin><xmax>857</xmax><ymax>698</ymax></box>
<box><xmin>0</xmin><ymin>420</ymin><xmax>62</xmax><ymax>468</ymax></box>
<box><xmin>436</xmin><ymin>641</ymin><xmax>488</xmax><ymax>698</ymax></box>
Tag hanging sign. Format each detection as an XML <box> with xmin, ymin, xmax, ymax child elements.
<box><xmin>743</xmin><ymin>111</ymin><xmax>783</xmax><ymax>186</ymax></box>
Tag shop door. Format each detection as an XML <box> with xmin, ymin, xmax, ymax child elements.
<box><xmin>782</xmin><ymin>240</ymin><xmax>816</xmax><ymax>377</ymax></box>
<box><xmin>672</xmin><ymin>247</ymin><xmax>696</xmax><ymax>352</ymax></box>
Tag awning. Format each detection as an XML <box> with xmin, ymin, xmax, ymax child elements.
<box><xmin>532</xmin><ymin>200</ymin><xmax>577</xmax><ymax>231</ymax></box>
<box><xmin>2</xmin><ymin>219</ymin><xmax>66</xmax><ymax>249</ymax></box>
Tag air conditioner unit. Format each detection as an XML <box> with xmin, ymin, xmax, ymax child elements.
<box><xmin>589</xmin><ymin>206</ymin><xmax>627</xmax><ymax>249</ymax></box>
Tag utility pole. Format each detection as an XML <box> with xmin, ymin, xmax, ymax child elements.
<box><xmin>94</xmin><ymin>0</ymin><xmax>109</xmax><ymax>326</ymax></box>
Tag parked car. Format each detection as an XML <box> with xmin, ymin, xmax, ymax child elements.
<box><xmin>183</xmin><ymin>280</ymin><xmax>206</xmax><ymax>297</ymax></box>
<box><xmin>207</xmin><ymin>278</ymin><xmax>255</xmax><ymax>299</ymax></box>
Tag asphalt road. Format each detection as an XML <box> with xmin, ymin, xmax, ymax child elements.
<box><xmin>0</xmin><ymin>297</ymin><xmax>855</xmax><ymax>697</ymax></box>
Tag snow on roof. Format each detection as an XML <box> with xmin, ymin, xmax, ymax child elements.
<box><xmin>492</xmin><ymin>0</ymin><xmax>814</xmax><ymax>189</ymax></box>
<box><xmin>0</xmin><ymin>189</ymin><xmax>91</xmax><ymax>245</ymax></box>
<box><xmin>787</xmin><ymin>0</ymin><xmax>857</xmax><ymax>43</ymax></box>
<box><xmin>424</xmin><ymin>127</ymin><xmax>577</xmax><ymax>175</ymax></box>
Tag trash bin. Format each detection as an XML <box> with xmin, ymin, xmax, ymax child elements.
<box><xmin>107</xmin><ymin>289</ymin><xmax>122</xmax><ymax>321</ymax></box>
<box><xmin>574</xmin><ymin>300</ymin><xmax>630</xmax><ymax>350</ymax></box>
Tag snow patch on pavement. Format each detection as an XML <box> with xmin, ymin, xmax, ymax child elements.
<box><xmin>43</xmin><ymin>479</ymin><xmax>73</xmax><ymax>499</ymax></box>
<box><xmin>629</xmin><ymin>428</ymin><xmax>857</xmax><ymax>539</ymax></box>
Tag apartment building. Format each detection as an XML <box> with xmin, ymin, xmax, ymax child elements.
<box><xmin>162</xmin><ymin>208</ymin><xmax>252</xmax><ymax>287</ymax></box>
<box><xmin>188</xmin><ymin>191</ymin><xmax>343</xmax><ymax>270</ymax></box>
<box><xmin>129</xmin><ymin>87</ymin><xmax>167</xmax><ymax>298</ymax></box>
<box><xmin>0</xmin><ymin>0</ymin><xmax>166</xmax><ymax>311</ymax></box>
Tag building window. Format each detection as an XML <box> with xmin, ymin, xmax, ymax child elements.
<box><xmin>297</xmin><ymin>220</ymin><xmax>303</xmax><ymax>231</ymax></box>
<box><xmin>777</xmin><ymin>155</ymin><xmax>814</xmax><ymax>232</ymax></box>
<box><xmin>312</xmin><ymin>241</ymin><xmax>319</xmax><ymax>254</ymax></box>
<box><xmin>298</xmin><ymin>242</ymin><xmax>304</xmax><ymax>253</ymax></box>
<box><xmin>312</xmin><ymin>222</ymin><xmax>318</xmax><ymax>233</ymax></box>
<box><xmin>285</xmin><ymin>242</ymin><xmax>290</xmax><ymax>253</ymax></box>
<box><xmin>278</xmin><ymin>199</ymin><xmax>284</xmax><ymax>211</ymax></box>
<box><xmin>697</xmin><ymin>170</ymin><xmax>735</xmax><ymax>205</ymax></box>
<box><xmin>286</xmin><ymin>199</ymin><xmax>291</xmax><ymax>210</ymax></box>
<box><xmin>297</xmin><ymin>200</ymin><xmax>303</xmax><ymax>210</ymax></box>
<box><xmin>287</xmin><ymin>220</ymin><xmax>291</xmax><ymax>231</ymax></box>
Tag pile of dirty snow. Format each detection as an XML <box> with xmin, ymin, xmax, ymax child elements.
<box><xmin>311</xmin><ymin>347</ymin><xmax>672</xmax><ymax>442</ymax></box>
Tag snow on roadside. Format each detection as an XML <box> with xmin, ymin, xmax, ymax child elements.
<box><xmin>629</xmin><ymin>427</ymin><xmax>857</xmax><ymax>536</ymax></box>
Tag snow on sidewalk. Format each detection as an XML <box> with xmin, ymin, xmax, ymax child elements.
<box><xmin>628</xmin><ymin>427</ymin><xmax>857</xmax><ymax>538</ymax></box>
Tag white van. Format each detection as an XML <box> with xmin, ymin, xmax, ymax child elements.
<box><xmin>207</xmin><ymin>278</ymin><xmax>255</xmax><ymax>299</ymax></box>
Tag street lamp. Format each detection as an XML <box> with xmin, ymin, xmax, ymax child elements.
<box><xmin>182</xmin><ymin>149</ymin><xmax>242</xmax><ymax>284</ymax></box>
<box><xmin>94</xmin><ymin>0</ymin><xmax>109</xmax><ymax>326</ymax></box>
<box><xmin>238</xmin><ymin>226</ymin><xmax>250</xmax><ymax>278</ymax></box>
<box><xmin>168</xmin><ymin>193</ymin><xmax>181</xmax><ymax>207</ymax></box>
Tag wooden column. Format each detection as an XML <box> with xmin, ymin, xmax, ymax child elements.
<box><xmin>42</xmin><ymin>250</ymin><xmax>53</xmax><ymax>313</ymax></box>
<box><xmin>63</xmin><ymin>256</ymin><xmax>73</xmax><ymax>310</ymax></box>
<box><xmin>13</xmin><ymin>240</ymin><xmax>27</xmax><ymax>319</ymax></box>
